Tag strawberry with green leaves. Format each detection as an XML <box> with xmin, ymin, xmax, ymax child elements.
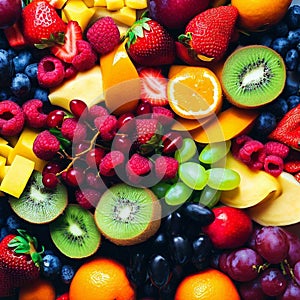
<box><xmin>124</xmin><ymin>15</ymin><xmax>176</xmax><ymax>66</ymax></box>
<box><xmin>178</xmin><ymin>5</ymin><xmax>239</xmax><ymax>63</ymax></box>
<box><xmin>22</xmin><ymin>0</ymin><xmax>67</xmax><ymax>46</ymax></box>
<box><xmin>0</xmin><ymin>230</ymin><xmax>43</xmax><ymax>293</ymax></box>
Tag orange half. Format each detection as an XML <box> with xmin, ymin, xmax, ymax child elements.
<box><xmin>167</xmin><ymin>66</ymin><xmax>223</xmax><ymax>120</ymax></box>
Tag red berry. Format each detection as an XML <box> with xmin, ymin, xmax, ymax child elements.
<box><xmin>154</xmin><ymin>156</ymin><xmax>179</xmax><ymax>180</ymax></box>
<box><xmin>264</xmin><ymin>141</ymin><xmax>290</xmax><ymax>159</ymax></box>
<box><xmin>85</xmin><ymin>171</ymin><xmax>106</xmax><ymax>190</ymax></box>
<box><xmin>88</xmin><ymin>104</ymin><xmax>109</xmax><ymax>120</ymax></box>
<box><xmin>69</xmin><ymin>99</ymin><xmax>88</xmax><ymax>119</ymax></box>
<box><xmin>61</xmin><ymin>117</ymin><xmax>87</xmax><ymax>141</ymax></box>
<box><xmin>263</xmin><ymin>155</ymin><xmax>284</xmax><ymax>177</ymax></box>
<box><xmin>42</xmin><ymin>161</ymin><xmax>63</xmax><ymax>176</ymax></box>
<box><xmin>117</xmin><ymin>112</ymin><xmax>135</xmax><ymax>130</ymax></box>
<box><xmin>99</xmin><ymin>150</ymin><xmax>125</xmax><ymax>177</ymax></box>
<box><xmin>85</xmin><ymin>148</ymin><xmax>106</xmax><ymax>168</ymax></box>
<box><xmin>73</xmin><ymin>142</ymin><xmax>90</xmax><ymax>155</ymax></box>
<box><xmin>135</xmin><ymin>102</ymin><xmax>152</xmax><ymax>116</ymax></box>
<box><xmin>126</xmin><ymin>153</ymin><xmax>152</xmax><ymax>183</ymax></box>
<box><xmin>33</xmin><ymin>130</ymin><xmax>60</xmax><ymax>160</ymax></box>
<box><xmin>42</xmin><ymin>173</ymin><xmax>59</xmax><ymax>189</ymax></box>
<box><xmin>46</xmin><ymin>109</ymin><xmax>66</xmax><ymax>128</ymax></box>
<box><xmin>161</xmin><ymin>132</ymin><xmax>183</xmax><ymax>154</ymax></box>
<box><xmin>65</xmin><ymin>167</ymin><xmax>84</xmax><ymax>187</ymax></box>
<box><xmin>94</xmin><ymin>115</ymin><xmax>118</xmax><ymax>141</ymax></box>
<box><xmin>22</xmin><ymin>99</ymin><xmax>48</xmax><ymax>129</ymax></box>
<box><xmin>112</xmin><ymin>135</ymin><xmax>132</xmax><ymax>153</ymax></box>
<box><xmin>151</xmin><ymin>106</ymin><xmax>174</xmax><ymax>126</ymax></box>
<box><xmin>64</xmin><ymin>63</ymin><xmax>78</xmax><ymax>79</ymax></box>
<box><xmin>74</xmin><ymin>188</ymin><xmax>101</xmax><ymax>209</ymax></box>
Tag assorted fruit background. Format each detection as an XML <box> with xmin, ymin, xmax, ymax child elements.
<box><xmin>0</xmin><ymin>0</ymin><xmax>300</xmax><ymax>299</ymax></box>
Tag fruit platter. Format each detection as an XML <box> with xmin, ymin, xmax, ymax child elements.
<box><xmin>1</xmin><ymin>0</ymin><xmax>300</xmax><ymax>298</ymax></box>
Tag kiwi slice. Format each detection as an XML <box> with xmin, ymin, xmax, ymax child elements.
<box><xmin>94</xmin><ymin>183</ymin><xmax>161</xmax><ymax>246</ymax></box>
<box><xmin>221</xmin><ymin>45</ymin><xmax>286</xmax><ymax>108</ymax></box>
<box><xmin>50</xmin><ymin>204</ymin><xmax>101</xmax><ymax>258</ymax></box>
<box><xmin>9</xmin><ymin>171</ymin><xmax>68</xmax><ymax>224</ymax></box>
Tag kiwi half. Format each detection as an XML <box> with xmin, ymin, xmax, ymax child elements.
<box><xmin>9</xmin><ymin>171</ymin><xmax>68</xmax><ymax>224</ymax></box>
<box><xmin>50</xmin><ymin>204</ymin><xmax>101</xmax><ymax>259</ymax></box>
<box><xmin>94</xmin><ymin>183</ymin><xmax>161</xmax><ymax>246</ymax></box>
<box><xmin>221</xmin><ymin>45</ymin><xmax>286</xmax><ymax>108</ymax></box>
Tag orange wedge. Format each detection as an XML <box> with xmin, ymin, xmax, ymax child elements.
<box><xmin>167</xmin><ymin>66</ymin><xmax>223</xmax><ymax>120</ymax></box>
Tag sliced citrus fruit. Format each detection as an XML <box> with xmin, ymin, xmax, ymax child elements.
<box><xmin>167</xmin><ymin>66</ymin><xmax>223</xmax><ymax>120</ymax></box>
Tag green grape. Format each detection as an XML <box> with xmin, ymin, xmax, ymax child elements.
<box><xmin>164</xmin><ymin>182</ymin><xmax>193</xmax><ymax>206</ymax></box>
<box><xmin>199</xmin><ymin>185</ymin><xmax>221</xmax><ymax>208</ymax></box>
<box><xmin>199</xmin><ymin>140</ymin><xmax>231</xmax><ymax>165</ymax></box>
<box><xmin>206</xmin><ymin>168</ymin><xmax>241</xmax><ymax>191</ymax></box>
<box><xmin>151</xmin><ymin>182</ymin><xmax>172</xmax><ymax>199</ymax></box>
<box><xmin>174</xmin><ymin>138</ymin><xmax>197</xmax><ymax>163</ymax></box>
<box><xmin>178</xmin><ymin>162</ymin><xmax>208</xmax><ymax>190</ymax></box>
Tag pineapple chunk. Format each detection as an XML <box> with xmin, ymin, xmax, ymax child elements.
<box><xmin>61</xmin><ymin>9</ymin><xmax>68</xmax><ymax>23</ymax></box>
<box><xmin>83</xmin><ymin>0</ymin><xmax>94</xmax><ymax>7</ymax></box>
<box><xmin>125</xmin><ymin>0</ymin><xmax>147</xmax><ymax>9</ymax></box>
<box><xmin>7</xmin><ymin>127</ymin><xmax>47</xmax><ymax>172</ymax></box>
<box><xmin>0</xmin><ymin>165</ymin><xmax>9</xmax><ymax>181</ymax></box>
<box><xmin>0</xmin><ymin>144</ymin><xmax>13</xmax><ymax>158</ymax></box>
<box><xmin>63</xmin><ymin>0</ymin><xmax>96</xmax><ymax>31</ymax></box>
<box><xmin>110</xmin><ymin>6</ymin><xmax>136</xmax><ymax>26</ymax></box>
<box><xmin>106</xmin><ymin>0</ymin><xmax>124</xmax><ymax>10</ymax></box>
<box><xmin>0</xmin><ymin>155</ymin><xmax>34</xmax><ymax>198</ymax></box>
<box><xmin>94</xmin><ymin>0</ymin><xmax>107</xmax><ymax>6</ymax></box>
<box><xmin>0</xmin><ymin>137</ymin><xmax>8</xmax><ymax>144</ymax></box>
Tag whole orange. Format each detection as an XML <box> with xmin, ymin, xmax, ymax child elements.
<box><xmin>232</xmin><ymin>0</ymin><xmax>292</xmax><ymax>31</ymax></box>
<box><xmin>69</xmin><ymin>257</ymin><xmax>135</xmax><ymax>300</ymax></box>
<box><xmin>18</xmin><ymin>278</ymin><xmax>55</xmax><ymax>300</ymax></box>
<box><xmin>174</xmin><ymin>268</ymin><xmax>240</xmax><ymax>300</ymax></box>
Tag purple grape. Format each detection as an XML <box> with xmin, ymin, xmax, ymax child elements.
<box><xmin>293</xmin><ymin>261</ymin><xmax>300</xmax><ymax>286</ymax></box>
<box><xmin>260</xmin><ymin>268</ymin><xmax>287</xmax><ymax>297</ymax></box>
<box><xmin>277</xmin><ymin>281</ymin><xmax>300</xmax><ymax>300</ymax></box>
<box><xmin>169</xmin><ymin>235</ymin><xmax>192</xmax><ymax>265</ymax></box>
<box><xmin>284</xmin><ymin>230</ymin><xmax>300</xmax><ymax>267</ymax></box>
<box><xmin>238</xmin><ymin>278</ymin><xmax>266</xmax><ymax>300</ymax></box>
<box><xmin>218</xmin><ymin>251</ymin><xmax>233</xmax><ymax>274</ymax></box>
<box><xmin>226</xmin><ymin>248</ymin><xmax>263</xmax><ymax>282</ymax></box>
<box><xmin>255</xmin><ymin>226</ymin><xmax>289</xmax><ymax>264</ymax></box>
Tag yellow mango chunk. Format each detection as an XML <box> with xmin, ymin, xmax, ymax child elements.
<box><xmin>215</xmin><ymin>153</ymin><xmax>282</xmax><ymax>208</ymax></box>
<box><xmin>49</xmin><ymin>65</ymin><xmax>104</xmax><ymax>111</ymax></box>
<box><xmin>0</xmin><ymin>144</ymin><xmax>13</xmax><ymax>158</ymax></box>
<box><xmin>106</xmin><ymin>0</ymin><xmax>124</xmax><ymax>10</ymax></box>
<box><xmin>7</xmin><ymin>127</ymin><xmax>47</xmax><ymax>172</ymax></box>
<box><xmin>61</xmin><ymin>9</ymin><xmax>68</xmax><ymax>23</ymax></box>
<box><xmin>63</xmin><ymin>0</ymin><xmax>96</xmax><ymax>31</ymax></box>
<box><xmin>0</xmin><ymin>155</ymin><xmax>34</xmax><ymax>198</ymax></box>
<box><xmin>0</xmin><ymin>137</ymin><xmax>8</xmax><ymax>144</ymax></box>
<box><xmin>83</xmin><ymin>0</ymin><xmax>94</xmax><ymax>7</ymax></box>
<box><xmin>94</xmin><ymin>0</ymin><xmax>107</xmax><ymax>6</ymax></box>
<box><xmin>5</xmin><ymin>135</ymin><xmax>18</xmax><ymax>147</ymax></box>
<box><xmin>0</xmin><ymin>165</ymin><xmax>9</xmax><ymax>181</ymax></box>
<box><xmin>125</xmin><ymin>0</ymin><xmax>147</xmax><ymax>9</ymax></box>
<box><xmin>247</xmin><ymin>172</ymin><xmax>300</xmax><ymax>226</ymax></box>
<box><xmin>100</xmin><ymin>39</ymin><xmax>140</xmax><ymax>115</ymax></box>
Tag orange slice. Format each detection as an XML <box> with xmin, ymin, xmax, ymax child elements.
<box><xmin>167</xmin><ymin>66</ymin><xmax>223</xmax><ymax>120</ymax></box>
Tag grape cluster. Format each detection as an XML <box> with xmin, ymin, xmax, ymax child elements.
<box><xmin>216</xmin><ymin>226</ymin><xmax>300</xmax><ymax>299</ymax></box>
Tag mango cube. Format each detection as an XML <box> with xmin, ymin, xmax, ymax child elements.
<box><xmin>106</xmin><ymin>0</ymin><xmax>124</xmax><ymax>10</ymax></box>
<box><xmin>63</xmin><ymin>0</ymin><xmax>96</xmax><ymax>31</ymax></box>
<box><xmin>0</xmin><ymin>137</ymin><xmax>8</xmax><ymax>145</ymax></box>
<box><xmin>7</xmin><ymin>127</ymin><xmax>47</xmax><ymax>172</ymax></box>
<box><xmin>111</xmin><ymin>6</ymin><xmax>136</xmax><ymax>26</ymax></box>
<box><xmin>125</xmin><ymin>0</ymin><xmax>147</xmax><ymax>9</ymax></box>
<box><xmin>83</xmin><ymin>0</ymin><xmax>95</xmax><ymax>7</ymax></box>
<box><xmin>0</xmin><ymin>144</ymin><xmax>13</xmax><ymax>158</ymax></box>
<box><xmin>0</xmin><ymin>165</ymin><xmax>9</xmax><ymax>181</ymax></box>
<box><xmin>0</xmin><ymin>155</ymin><xmax>34</xmax><ymax>198</ymax></box>
<box><xmin>94</xmin><ymin>0</ymin><xmax>107</xmax><ymax>6</ymax></box>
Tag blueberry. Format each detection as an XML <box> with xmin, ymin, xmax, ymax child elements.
<box><xmin>286</xmin><ymin>5</ymin><xmax>300</xmax><ymax>29</ymax></box>
<box><xmin>252</xmin><ymin>112</ymin><xmax>277</xmax><ymax>137</ymax></box>
<box><xmin>266</xmin><ymin>97</ymin><xmax>288</xmax><ymax>120</ymax></box>
<box><xmin>272</xmin><ymin>21</ymin><xmax>289</xmax><ymax>37</ymax></box>
<box><xmin>33</xmin><ymin>87</ymin><xmax>49</xmax><ymax>102</ymax></box>
<box><xmin>7</xmin><ymin>48</ymin><xmax>17</xmax><ymax>60</ymax></box>
<box><xmin>285</xmin><ymin>49</ymin><xmax>299</xmax><ymax>71</ymax></box>
<box><xmin>0</xmin><ymin>227</ymin><xmax>9</xmax><ymax>242</ymax></box>
<box><xmin>61</xmin><ymin>265</ymin><xmax>75</xmax><ymax>284</ymax></box>
<box><xmin>287</xmin><ymin>29</ymin><xmax>300</xmax><ymax>47</ymax></box>
<box><xmin>257</xmin><ymin>34</ymin><xmax>273</xmax><ymax>47</ymax></box>
<box><xmin>287</xmin><ymin>95</ymin><xmax>300</xmax><ymax>110</ymax></box>
<box><xmin>6</xmin><ymin>214</ymin><xmax>23</xmax><ymax>233</ymax></box>
<box><xmin>271</xmin><ymin>37</ymin><xmax>290</xmax><ymax>56</ymax></box>
<box><xmin>10</xmin><ymin>73</ymin><xmax>31</xmax><ymax>99</ymax></box>
<box><xmin>0</xmin><ymin>89</ymin><xmax>11</xmax><ymax>100</ymax></box>
<box><xmin>42</xmin><ymin>254</ymin><xmax>62</xmax><ymax>278</ymax></box>
<box><xmin>283</xmin><ymin>72</ymin><xmax>300</xmax><ymax>96</ymax></box>
<box><xmin>13</xmin><ymin>50</ymin><xmax>33</xmax><ymax>73</ymax></box>
<box><xmin>25</xmin><ymin>63</ymin><xmax>38</xmax><ymax>83</ymax></box>
<box><xmin>0</xmin><ymin>49</ymin><xmax>10</xmax><ymax>78</ymax></box>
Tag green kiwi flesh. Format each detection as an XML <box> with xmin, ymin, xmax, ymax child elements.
<box><xmin>50</xmin><ymin>204</ymin><xmax>101</xmax><ymax>259</ymax></box>
<box><xmin>221</xmin><ymin>45</ymin><xmax>286</xmax><ymax>108</ymax></box>
<box><xmin>94</xmin><ymin>183</ymin><xmax>161</xmax><ymax>246</ymax></box>
<box><xmin>9</xmin><ymin>171</ymin><xmax>68</xmax><ymax>224</ymax></box>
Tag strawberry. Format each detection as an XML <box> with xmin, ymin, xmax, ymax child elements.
<box><xmin>202</xmin><ymin>206</ymin><xmax>253</xmax><ymax>249</ymax></box>
<box><xmin>268</xmin><ymin>104</ymin><xmax>300</xmax><ymax>150</ymax></box>
<box><xmin>178</xmin><ymin>6</ymin><xmax>239</xmax><ymax>62</ymax></box>
<box><xmin>22</xmin><ymin>0</ymin><xmax>67</xmax><ymax>45</ymax></box>
<box><xmin>139</xmin><ymin>67</ymin><xmax>168</xmax><ymax>106</ymax></box>
<box><xmin>295</xmin><ymin>171</ymin><xmax>300</xmax><ymax>183</ymax></box>
<box><xmin>0</xmin><ymin>268</ymin><xmax>15</xmax><ymax>298</ymax></box>
<box><xmin>56</xmin><ymin>292</ymin><xmax>69</xmax><ymax>300</ymax></box>
<box><xmin>4</xmin><ymin>21</ymin><xmax>27</xmax><ymax>48</ymax></box>
<box><xmin>124</xmin><ymin>16</ymin><xmax>175</xmax><ymax>66</ymax></box>
<box><xmin>0</xmin><ymin>230</ymin><xmax>42</xmax><ymax>289</ymax></box>
<box><xmin>51</xmin><ymin>21</ymin><xmax>83</xmax><ymax>63</ymax></box>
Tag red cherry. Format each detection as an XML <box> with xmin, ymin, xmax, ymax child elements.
<box><xmin>85</xmin><ymin>171</ymin><xmax>106</xmax><ymax>191</ymax></box>
<box><xmin>112</xmin><ymin>135</ymin><xmax>132</xmax><ymax>153</ymax></box>
<box><xmin>85</xmin><ymin>148</ymin><xmax>106</xmax><ymax>168</ymax></box>
<box><xmin>117</xmin><ymin>112</ymin><xmax>135</xmax><ymax>130</ymax></box>
<box><xmin>46</xmin><ymin>110</ymin><xmax>65</xmax><ymax>128</ymax></box>
<box><xmin>74</xmin><ymin>142</ymin><xmax>90</xmax><ymax>155</ymax></box>
<box><xmin>42</xmin><ymin>161</ymin><xmax>63</xmax><ymax>176</ymax></box>
<box><xmin>161</xmin><ymin>132</ymin><xmax>183</xmax><ymax>154</ymax></box>
<box><xmin>42</xmin><ymin>173</ymin><xmax>59</xmax><ymax>189</ymax></box>
<box><xmin>69</xmin><ymin>99</ymin><xmax>88</xmax><ymax>119</ymax></box>
<box><xmin>135</xmin><ymin>102</ymin><xmax>152</xmax><ymax>115</ymax></box>
<box><xmin>65</xmin><ymin>167</ymin><xmax>84</xmax><ymax>187</ymax></box>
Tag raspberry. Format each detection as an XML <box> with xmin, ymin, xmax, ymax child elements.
<box><xmin>86</xmin><ymin>16</ymin><xmax>120</xmax><ymax>55</ymax></box>
<box><xmin>238</xmin><ymin>140</ymin><xmax>266</xmax><ymax>170</ymax></box>
<box><xmin>264</xmin><ymin>141</ymin><xmax>290</xmax><ymax>159</ymax></box>
<box><xmin>126</xmin><ymin>153</ymin><xmax>152</xmax><ymax>183</ymax></box>
<box><xmin>231</xmin><ymin>135</ymin><xmax>253</xmax><ymax>158</ymax></box>
<box><xmin>64</xmin><ymin>63</ymin><xmax>78</xmax><ymax>80</ymax></box>
<box><xmin>61</xmin><ymin>117</ymin><xmax>87</xmax><ymax>142</ymax></box>
<box><xmin>33</xmin><ymin>130</ymin><xmax>60</xmax><ymax>160</ymax></box>
<box><xmin>155</xmin><ymin>156</ymin><xmax>179</xmax><ymax>180</ymax></box>
<box><xmin>263</xmin><ymin>155</ymin><xmax>284</xmax><ymax>177</ymax></box>
<box><xmin>94</xmin><ymin>115</ymin><xmax>118</xmax><ymax>141</ymax></box>
<box><xmin>22</xmin><ymin>99</ymin><xmax>48</xmax><ymax>129</ymax></box>
<box><xmin>99</xmin><ymin>150</ymin><xmax>125</xmax><ymax>177</ymax></box>
<box><xmin>88</xmin><ymin>104</ymin><xmax>109</xmax><ymax>120</ymax></box>
<box><xmin>71</xmin><ymin>40</ymin><xmax>97</xmax><ymax>72</ymax></box>
<box><xmin>74</xmin><ymin>188</ymin><xmax>102</xmax><ymax>209</ymax></box>
<box><xmin>151</xmin><ymin>106</ymin><xmax>174</xmax><ymax>126</ymax></box>
<box><xmin>294</xmin><ymin>171</ymin><xmax>300</xmax><ymax>183</ymax></box>
<box><xmin>284</xmin><ymin>160</ymin><xmax>300</xmax><ymax>173</ymax></box>
<box><xmin>0</xmin><ymin>100</ymin><xmax>24</xmax><ymax>136</ymax></box>
<box><xmin>37</xmin><ymin>55</ymin><xmax>65</xmax><ymax>88</ymax></box>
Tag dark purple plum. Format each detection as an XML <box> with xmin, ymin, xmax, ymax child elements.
<box><xmin>0</xmin><ymin>0</ymin><xmax>22</xmax><ymax>29</ymax></box>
